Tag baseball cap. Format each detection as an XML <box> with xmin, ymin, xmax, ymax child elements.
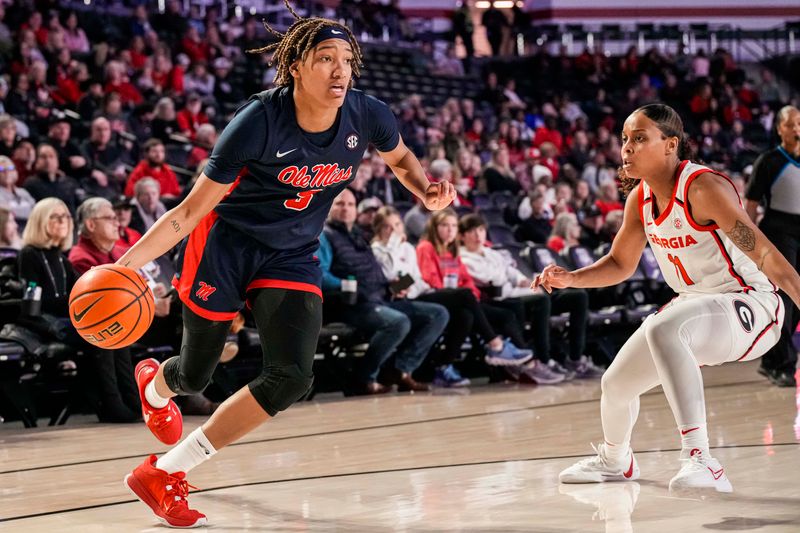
<box><xmin>357</xmin><ymin>197</ymin><xmax>383</xmax><ymax>214</ymax></box>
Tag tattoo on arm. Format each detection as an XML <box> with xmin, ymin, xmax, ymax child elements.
<box><xmin>122</xmin><ymin>260</ymin><xmax>131</xmax><ymax>267</ymax></box>
<box><xmin>729</xmin><ymin>220</ymin><xmax>755</xmax><ymax>252</ymax></box>
<box><xmin>170</xmin><ymin>219</ymin><xmax>181</xmax><ymax>232</ymax></box>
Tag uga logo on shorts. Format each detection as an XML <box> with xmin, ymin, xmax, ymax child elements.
<box><xmin>345</xmin><ymin>133</ymin><xmax>359</xmax><ymax>150</ymax></box>
<box><xmin>733</xmin><ymin>299</ymin><xmax>754</xmax><ymax>332</ymax></box>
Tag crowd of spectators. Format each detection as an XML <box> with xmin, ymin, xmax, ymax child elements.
<box><xmin>0</xmin><ymin>0</ymin><xmax>797</xmax><ymax>420</ymax></box>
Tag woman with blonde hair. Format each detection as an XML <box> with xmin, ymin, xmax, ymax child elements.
<box><xmin>19</xmin><ymin>197</ymin><xmax>76</xmax><ymax>315</ymax></box>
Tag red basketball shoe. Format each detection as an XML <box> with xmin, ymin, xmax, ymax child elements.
<box><xmin>125</xmin><ymin>455</ymin><xmax>207</xmax><ymax>528</ymax></box>
<box><xmin>135</xmin><ymin>358</ymin><xmax>183</xmax><ymax>445</ymax></box>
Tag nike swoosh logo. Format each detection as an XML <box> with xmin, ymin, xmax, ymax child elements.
<box><xmin>331</xmin><ymin>30</ymin><xmax>343</xmax><ymax>35</ymax></box>
<box><xmin>623</xmin><ymin>456</ymin><xmax>634</xmax><ymax>478</ymax></box>
<box><xmin>72</xmin><ymin>296</ymin><xmax>103</xmax><ymax>323</ymax></box>
<box><xmin>681</xmin><ymin>427</ymin><xmax>699</xmax><ymax>435</ymax></box>
<box><xmin>709</xmin><ymin>467</ymin><xmax>725</xmax><ymax>480</ymax></box>
<box><xmin>276</xmin><ymin>148</ymin><xmax>297</xmax><ymax>158</ymax></box>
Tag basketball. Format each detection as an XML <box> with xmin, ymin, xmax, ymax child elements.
<box><xmin>68</xmin><ymin>265</ymin><xmax>155</xmax><ymax>349</ymax></box>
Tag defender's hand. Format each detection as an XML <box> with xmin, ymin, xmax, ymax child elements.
<box><xmin>531</xmin><ymin>265</ymin><xmax>574</xmax><ymax>294</ymax></box>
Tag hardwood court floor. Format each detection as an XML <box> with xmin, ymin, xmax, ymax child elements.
<box><xmin>1</xmin><ymin>360</ymin><xmax>798</xmax><ymax>532</ymax></box>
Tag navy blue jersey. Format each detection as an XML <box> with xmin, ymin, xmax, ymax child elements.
<box><xmin>203</xmin><ymin>87</ymin><xmax>400</xmax><ymax>250</ymax></box>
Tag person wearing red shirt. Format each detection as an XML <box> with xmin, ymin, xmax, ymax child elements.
<box><xmin>594</xmin><ymin>180</ymin><xmax>624</xmax><ymax>219</ymax></box>
<box><xmin>180</xmin><ymin>26</ymin><xmax>211</xmax><ymax>64</ymax></box>
<box><xmin>104</xmin><ymin>61</ymin><xmax>143</xmax><ymax>107</ymax></box>
<box><xmin>416</xmin><ymin>208</ymin><xmax>533</xmax><ymax>366</ymax></box>
<box><xmin>533</xmin><ymin>116</ymin><xmax>564</xmax><ymax>153</ymax></box>
<box><xmin>176</xmin><ymin>94</ymin><xmax>209</xmax><ymax>140</ymax></box>
<box><xmin>124</xmin><ymin>138</ymin><xmax>181</xmax><ymax>198</ymax></box>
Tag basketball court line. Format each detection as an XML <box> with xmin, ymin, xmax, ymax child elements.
<box><xmin>0</xmin><ymin>378</ymin><xmax>765</xmax><ymax>476</ymax></box>
<box><xmin>2</xmin><ymin>440</ymin><xmax>798</xmax><ymax>523</ymax></box>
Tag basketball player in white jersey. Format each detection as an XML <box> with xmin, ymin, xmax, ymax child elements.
<box><xmin>534</xmin><ymin>104</ymin><xmax>800</xmax><ymax>493</ymax></box>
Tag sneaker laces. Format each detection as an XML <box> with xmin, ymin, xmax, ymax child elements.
<box><xmin>165</xmin><ymin>472</ymin><xmax>198</xmax><ymax>507</ymax></box>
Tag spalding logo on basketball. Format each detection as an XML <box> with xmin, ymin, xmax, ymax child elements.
<box><xmin>733</xmin><ymin>299</ymin><xmax>754</xmax><ymax>333</ymax></box>
<box><xmin>68</xmin><ymin>265</ymin><xmax>155</xmax><ymax>348</ymax></box>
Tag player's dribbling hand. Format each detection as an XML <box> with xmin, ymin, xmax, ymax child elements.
<box><xmin>531</xmin><ymin>264</ymin><xmax>574</xmax><ymax>294</ymax></box>
<box><xmin>423</xmin><ymin>181</ymin><xmax>457</xmax><ymax>210</ymax></box>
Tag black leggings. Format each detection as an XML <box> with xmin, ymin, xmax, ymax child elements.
<box><xmin>488</xmin><ymin>289</ymin><xmax>589</xmax><ymax>361</ymax></box>
<box><xmin>417</xmin><ymin>288</ymin><xmax>498</xmax><ymax>364</ymax></box>
<box><xmin>163</xmin><ymin>288</ymin><xmax>322</xmax><ymax>416</ymax></box>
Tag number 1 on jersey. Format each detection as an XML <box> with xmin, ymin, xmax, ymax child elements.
<box><xmin>667</xmin><ymin>253</ymin><xmax>695</xmax><ymax>286</ymax></box>
<box><xmin>284</xmin><ymin>189</ymin><xmax>322</xmax><ymax>211</ymax></box>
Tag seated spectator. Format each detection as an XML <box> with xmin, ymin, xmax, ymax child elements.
<box><xmin>0</xmin><ymin>206</ymin><xmax>22</xmax><ymax>249</ymax></box>
<box><xmin>459</xmin><ymin>214</ymin><xmax>596</xmax><ymax>381</ymax></box>
<box><xmin>319</xmin><ymin>189</ymin><xmax>449</xmax><ymax>394</ymax></box>
<box><xmin>417</xmin><ymin>208</ymin><xmax>534</xmax><ymax>374</ymax></box>
<box><xmin>81</xmin><ymin>117</ymin><xmax>127</xmax><ymax>183</ymax></box>
<box><xmin>348</xmin><ymin>163</ymin><xmax>372</xmax><ymax>204</ymax></box>
<box><xmin>0</xmin><ymin>155</ymin><xmax>35</xmax><ymax>224</ymax></box>
<box><xmin>23</xmin><ymin>144</ymin><xmax>82</xmax><ymax>214</ymax></box>
<box><xmin>11</xmin><ymin>140</ymin><xmax>36</xmax><ymax>186</ymax></box>
<box><xmin>547</xmin><ymin>212</ymin><xmax>581</xmax><ymax>253</ymax></box>
<box><xmin>366</xmin><ymin>152</ymin><xmax>413</xmax><ymax>204</ymax></box>
<box><xmin>104</xmin><ymin>60</ymin><xmax>143</xmax><ymax>107</ymax></box>
<box><xmin>112</xmin><ymin>196</ymin><xmax>142</xmax><ymax>249</ymax></box>
<box><xmin>581</xmin><ymin>151</ymin><xmax>616</xmax><ymax>193</ymax></box>
<box><xmin>0</xmin><ymin>114</ymin><xmax>20</xmax><ymax>157</ymax></box>
<box><xmin>595</xmin><ymin>180</ymin><xmax>623</xmax><ymax>219</ymax></box>
<box><xmin>176</xmin><ymin>93</ymin><xmax>209</xmax><ymax>140</ymax></box>
<box><xmin>77</xmin><ymin>78</ymin><xmax>104</xmax><ymax>121</ymax></box>
<box><xmin>47</xmin><ymin>117</ymin><xmax>88</xmax><ymax>179</ymax></box>
<box><xmin>356</xmin><ymin>196</ymin><xmax>382</xmax><ymax>242</ymax></box>
<box><xmin>186</xmin><ymin>123</ymin><xmax>216</xmax><ymax>169</ymax></box>
<box><xmin>129</xmin><ymin>177</ymin><xmax>167</xmax><ymax>235</ymax></box>
<box><xmin>212</xmin><ymin>56</ymin><xmax>245</xmax><ymax>109</ymax></box>
<box><xmin>62</xmin><ymin>11</ymin><xmax>89</xmax><ymax>54</ymax></box>
<box><xmin>124</xmin><ymin>138</ymin><xmax>181</xmax><ymax>199</ymax></box>
<box><xmin>516</xmin><ymin>190</ymin><xmax>552</xmax><ymax>243</ymax></box>
<box><xmin>481</xmin><ymin>144</ymin><xmax>521</xmax><ymax>195</ymax></box>
<box><xmin>183</xmin><ymin>62</ymin><xmax>215</xmax><ymax>99</ymax></box>
<box><xmin>403</xmin><ymin>200</ymin><xmax>431</xmax><ymax>243</ymax></box>
<box><xmin>151</xmin><ymin>97</ymin><xmax>182</xmax><ymax>142</ymax></box>
<box><xmin>433</xmin><ymin>44</ymin><xmax>464</xmax><ymax>77</ymax></box>
<box><xmin>21</xmin><ymin>198</ymin><xmax>139</xmax><ymax>422</ymax></box>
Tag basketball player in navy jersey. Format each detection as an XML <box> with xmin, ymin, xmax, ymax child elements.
<box><xmin>534</xmin><ymin>104</ymin><xmax>800</xmax><ymax>494</ymax></box>
<box><xmin>117</xmin><ymin>3</ymin><xmax>455</xmax><ymax>527</ymax></box>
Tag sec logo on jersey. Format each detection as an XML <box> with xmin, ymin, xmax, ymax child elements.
<box><xmin>346</xmin><ymin>133</ymin><xmax>359</xmax><ymax>150</ymax></box>
<box><xmin>733</xmin><ymin>299</ymin><xmax>754</xmax><ymax>332</ymax></box>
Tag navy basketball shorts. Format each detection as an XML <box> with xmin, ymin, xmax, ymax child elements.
<box><xmin>172</xmin><ymin>212</ymin><xmax>322</xmax><ymax>321</ymax></box>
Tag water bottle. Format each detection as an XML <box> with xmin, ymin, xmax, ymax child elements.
<box><xmin>444</xmin><ymin>273</ymin><xmax>459</xmax><ymax>289</ymax></box>
<box><xmin>341</xmin><ymin>275</ymin><xmax>358</xmax><ymax>305</ymax></box>
<box><xmin>22</xmin><ymin>282</ymin><xmax>42</xmax><ymax>317</ymax></box>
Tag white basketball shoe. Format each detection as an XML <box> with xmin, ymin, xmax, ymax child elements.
<box><xmin>668</xmin><ymin>449</ymin><xmax>733</xmax><ymax>493</ymax></box>
<box><xmin>559</xmin><ymin>443</ymin><xmax>640</xmax><ymax>484</ymax></box>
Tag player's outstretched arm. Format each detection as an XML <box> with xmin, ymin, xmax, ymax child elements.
<box><xmin>690</xmin><ymin>173</ymin><xmax>800</xmax><ymax>308</ymax></box>
<box><xmin>378</xmin><ymin>136</ymin><xmax>456</xmax><ymax>210</ymax></box>
<box><xmin>117</xmin><ymin>173</ymin><xmax>231</xmax><ymax>271</ymax></box>
<box><xmin>532</xmin><ymin>184</ymin><xmax>647</xmax><ymax>293</ymax></box>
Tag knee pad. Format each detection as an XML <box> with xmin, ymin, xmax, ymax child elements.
<box><xmin>248</xmin><ymin>363</ymin><xmax>314</xmax><ymax>416</ymax></box>
<box><xmin>163</xmin><ymin>356</ymin><xmax>213</xmax><ymax>396</ymax></box>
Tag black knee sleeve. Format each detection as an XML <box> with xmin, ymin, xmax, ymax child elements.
<box><xmin>163</xmin><ymin>305</ymin><xmax>232</xmax><ymax>396</ymax></box>
<box><xmin>248</xmin><ymin>363</ymin><xmax>314</xmax><ymax>416</ymax></box>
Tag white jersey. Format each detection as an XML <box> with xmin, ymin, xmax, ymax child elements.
<box><xmin>638</xmin><ymin>160</ymin><xmax>775</xmax><ymax>295</ymax></box>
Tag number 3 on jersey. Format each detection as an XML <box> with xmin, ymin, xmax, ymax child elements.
<box><xmin>667</xmin><ymin>253</ymin><xmax>695</xmax><ymax>286</ymax></box>
<box><xmin>284</xmin><ymin>189</ymin><xmax>322</xmax><ymax>211</ymax></box>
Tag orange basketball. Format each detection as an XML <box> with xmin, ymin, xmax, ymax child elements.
<box><xmin>69</xmin><ymin>265</ymin><xmax>155</xmax><ymax>349</ymax></box>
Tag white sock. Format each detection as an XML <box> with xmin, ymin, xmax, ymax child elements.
<box><xmin>603</xmin><ymin>441</ymin><xmax>631</xmax><ymax>464</ymax></box>
<box><xmin>678</xmin><ymin>424</ymin><xmax>709</xmax><ymax>458</ymax></box>
<box><xmin>156</xmin><ymin>427</ymin><xmax>217</xmax><ymax>474</ymax></box>
<box><xmin>145</xmin><ymin>379</ymin><xmax>169</xmax><ymax>409</ymax></box>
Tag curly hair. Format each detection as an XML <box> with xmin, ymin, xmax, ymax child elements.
<box><xmin>618</xmin><ymin>103</ymin><xmax>694</xmax><ymax>197</ymax></box>
<box><xmin>247</xmin><ymin>0</ymin><xmax>363</xmax><ymax>88</ymax></box>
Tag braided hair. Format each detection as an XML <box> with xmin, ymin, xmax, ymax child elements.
<box><xmin>247</xmin><ymin>0</ymin><xmax>363</xmax><ymax>88</ymax></box>
<box><xmin>618</xmin><ymin>103</ymin><xmax>694</xmax><ymax>196</ymax></box>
